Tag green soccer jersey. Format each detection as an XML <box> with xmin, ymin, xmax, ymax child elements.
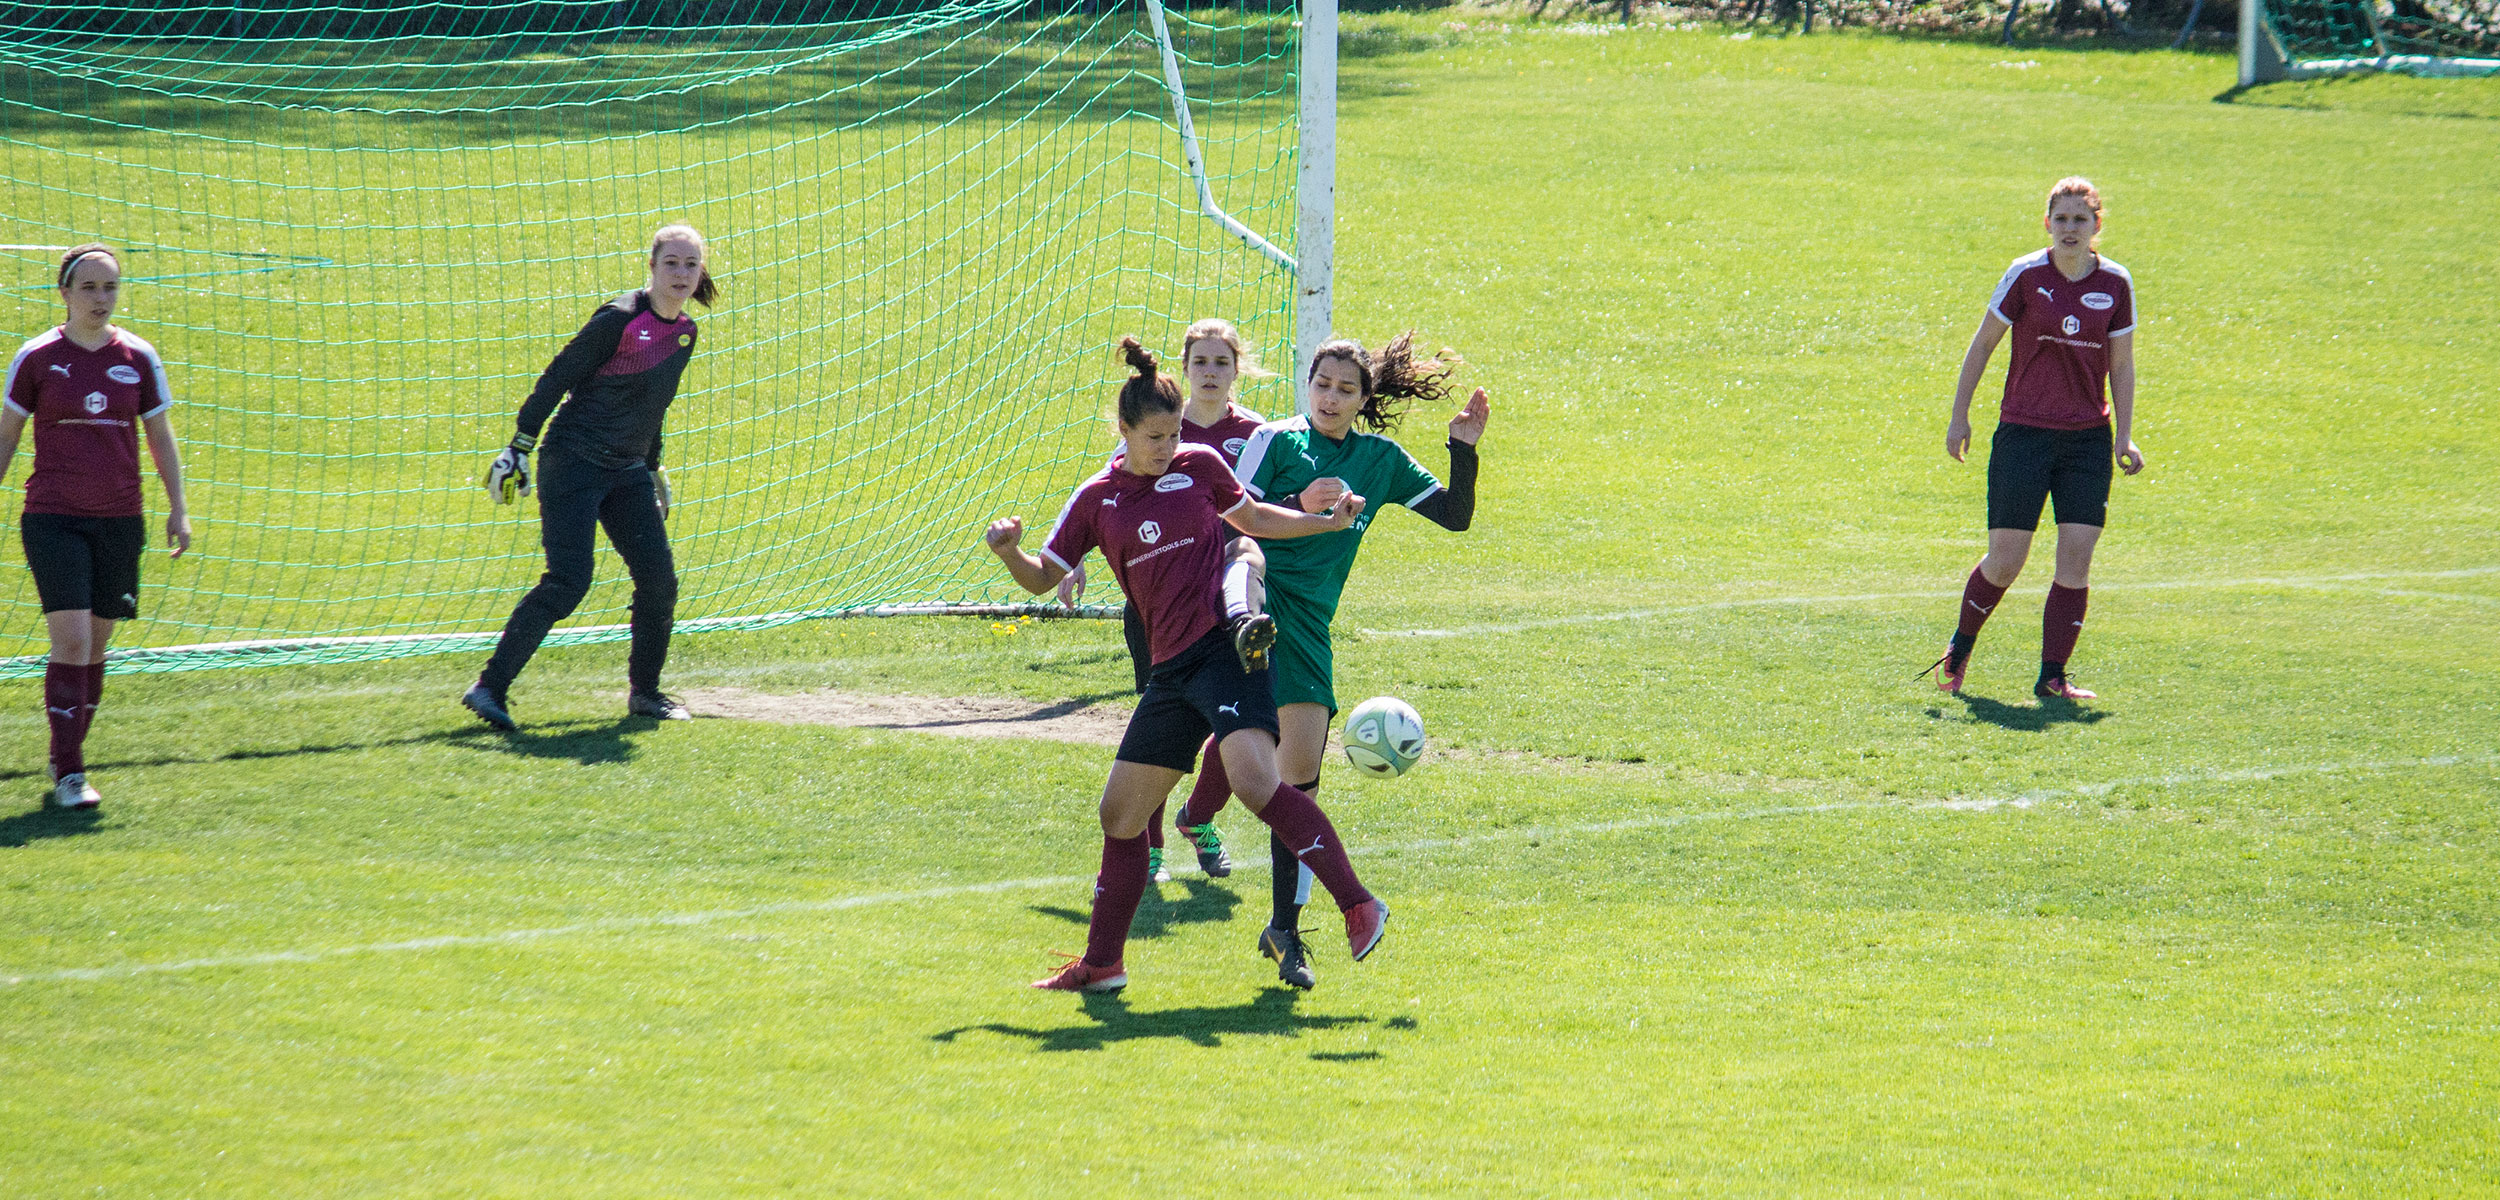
<box><xmin>1235</xmin><ymin>415</ymin><xmax>1444</xmax><ymax>621</ymax></box>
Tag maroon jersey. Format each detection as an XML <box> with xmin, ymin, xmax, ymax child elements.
<box><xmin>1986</xmin><ymin>250</ymin><xmax>2136</xmax><ymax>431</ymax></box>
<box><xmin>1184</xmin><ymin>402</ymin><xmax>1266</xmax><ymax>467</ymax></box>
<box><xmin>1040</xmin><ymin>445</ymin><xmax>1249</xmax><ymax>664</ymax></box>
<box><xmin>4</xmin><ymin>327</ymin><xmax>171</xmax><ymax>517</ymax></box>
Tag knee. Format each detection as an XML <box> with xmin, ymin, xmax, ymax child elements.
<box><xmin>632</xmin><ymin>569</ymin><xmax>679</xmax><ymax>607</ymax></box>
<box><xmin>531</xmin><ymin>571</ymin><xmax>592</xmax><ymax>616</ymax></box>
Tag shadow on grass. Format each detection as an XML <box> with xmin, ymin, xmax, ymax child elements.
<box><xmin>0</xmin><ymin>803</ymin><xmax>105</xmax><ymax>847</ymax></box>
<box><xmin>1943</xmin><ymin>693</ymin><xmax>2112</xmax><ymax>731</ymax></box>
<box><xmin>0</xmin><ymin>716</ymin><xmax>652</xmax><ymax>781</ymax></box>
<box><xmin>1028</xmin><ymin>876</ymin><xmax>1243</xmax><ymax>939</ymax></box>
<box><xmin>932</xmin><ymin>987</ymin><xmax>1415</xmax><ymax>1051</ymax></box>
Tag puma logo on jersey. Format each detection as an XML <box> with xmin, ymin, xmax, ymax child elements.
<box><xmin>1300</xmin><ymin>451</ymin><xmax>1320</xmax><ymax>468</ymax></box>
<box><xmin>2035</xmin><ymin>286</ymin><xmax>2054</xmax><ymax>302</ymax></box>
<box><xmin>47</xmin><ymin>363</ymin><xmax>70</xmax><ymax>376</ymax></box>
<box><xmin>1101</xmin><ymin>494</ymin><xmax>1118</xmax><ymax>507</ymax></box>
<box><xmin>1218</xmin><ymin>703</ymin><xmax>1239</xmax><ymax>717</ymax></box>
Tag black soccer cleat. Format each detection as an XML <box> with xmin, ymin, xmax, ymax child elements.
<box><xmin>628</xmin><ymin>690</ymin><xmax>691</xmax><ymax>721</ymax></box>
<box><xmin>1230</xmin><ymin>612</ymin><xmax>1277</xmax><ymax>673</ymax></box>
<box><xmin>1259</xmin><ymin>923</ymin><xmax>1315</xmax><ymax>990</ymax></box>
<box><xmin>461</xmin><ymin>682</ymin><xmax>516</xmax><ymax>731</ymax></box>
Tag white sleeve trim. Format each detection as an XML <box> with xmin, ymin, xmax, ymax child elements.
<box><xmin>1037</xmin><ymin>547</ymin><xmax>1074</xmax><ymax>574</ymax></box>
<box><xmin>1402</xmin><ymin>483</ymin><xmax>1443</xmax><ymax>510</ymax></box>
<box><xmin>1985</xmin><ymin>252</ymin><xmax>2042</xmax><ymax>326</ymax></box>
<box><xmin>1219</xmin><ymin>494</ymin><xmax>1253</xmax><ymax>518</ymax></box>
<box><xmin>125</xmin><ymin>332</ymin><xmax>174</xmax><ymax>417</ymax></box>
<box><xmin>3</xmin><ymin>332</ymin><xmax>55</xmax><ymax>417</ymax></box>
<box><xmin>1232</xmin><ymin>426</ymin><xmax>1276</xmax><ymax>498</ymax></box>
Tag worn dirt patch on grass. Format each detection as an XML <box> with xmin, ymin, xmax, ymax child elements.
<box><xmin>684</xmin><ymin>687</ymin><xmax>1128</xmax><ymax>745</ymax></box>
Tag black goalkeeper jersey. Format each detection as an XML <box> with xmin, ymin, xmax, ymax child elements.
<box><xmin>516</xmin><ymin>289</ymin><xmax>699</xmax><ymax>471</ymax></box>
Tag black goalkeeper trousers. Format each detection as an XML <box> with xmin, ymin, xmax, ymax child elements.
<box><xmin>479</xmin><ymin>448</ymin><xmax>678</xmax><ymax>695</ymax></box>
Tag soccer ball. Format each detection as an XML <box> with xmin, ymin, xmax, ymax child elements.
<box><xmin>1341</xmin><ymin>696</ymin><xmax>1425</xmax><ymax>778</ymax></box>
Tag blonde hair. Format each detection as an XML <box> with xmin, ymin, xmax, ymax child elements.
<box><xmin>1180</xmin><ymin>317</ymin><xmax>1275</xmax><ymax>381</ymax></box>
<box><xmin>2046</xmin><ymin>176</ymin><xmax>2104</xmax><ymax>251</ymax></box>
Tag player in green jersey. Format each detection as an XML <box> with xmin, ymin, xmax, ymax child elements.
<box><xmin>1178</xmin><ymin>331</ymin><xmax>1489</xmax><ymax>988</ymax></box>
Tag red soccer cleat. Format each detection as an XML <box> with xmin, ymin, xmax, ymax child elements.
<box><xmin>1031</xmin><ymin>954</ymin><xmax>1127</xmax><ymax>993</ymax></box>
<box><xmin>1343</xmin><ymin>898</ymin><xmax>1389</xmax><ymax>962</ymax></box>
<box><xmin>2035</xmin><ymin>676</ymin><xmax>2098</xmax><ymax>701</ymax></box>
<box><xmin>1923</xmin><ymin>648</ymin><xmax>1968</xmax><ymax>693</ymax></box>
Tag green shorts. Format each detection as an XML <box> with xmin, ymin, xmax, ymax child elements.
<box><xmin>1267</xmin><ymin>589</ymin><xmax>1337</xmax><ymax>714</ymax></box>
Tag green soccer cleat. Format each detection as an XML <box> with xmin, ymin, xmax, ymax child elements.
<box><xmin>1148</xmin><ymin>845</ymin><xmax>1170</xmax><ymax>884</ymax></box>
<box><xmin>1176</xmin><ymin>817</ymin><xmax>1232</xmax><ymax>878</ymax></box>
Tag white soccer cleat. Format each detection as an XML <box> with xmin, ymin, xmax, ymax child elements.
<box><xmin>51</xmin><ymin>772</ymin><xmax>100</xmax><ymax>810</ymax></box>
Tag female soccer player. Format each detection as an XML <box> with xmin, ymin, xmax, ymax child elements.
<box><xmin>1059</xmin><ymin>318</ymin><xmax>1287</xmax><ymax>882</ymax></box>
<box><xmin>0</xmin><ymin>244</ymin><xmax>193</xmax><ymax>810</ymax></box>
<box><xmin>1929</xmin><ymin>177</ymin><xmax>2143</xmax><ymax>700</ymax></box>
<box><xmin>985</xmin><ymin>338</ymin><xmax>1387</xmax><ymax>993</ymax></box>
<box><xmin>462</xmin><ymin>224</ymin><xmax>715</xmax><ymax>730</ymax></box>
<box><xmin>1179</xmin><ymin>332</ymin><xmax>1488</xmax><ymax>989</ymax></box>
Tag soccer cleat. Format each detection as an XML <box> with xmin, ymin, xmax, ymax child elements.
<box><xmin>1343</xmin><ymin>898</ymin><xmax>1389</xmax><ymax>962</ymax></box>
<box><xmin>1918</xmin><ymin>648</ymin><xmax>1969</xmax><ymax>693</ymax></box>
<box><xmin>48</xmin><ymin>772</ymin><xmax>99</xmax><ymax>810</ymax></box>
<box><xmin>1230</xmin><ymin>612</ymin><xmax>1277</xmax><ymax>673</ymax></box>
<box><xmin>2036</xmin><ymin>676</ymin><xmax>2098</xmax><ymax>701</ymax></box>
<box><xmin>1031</xmin><ymin>954</ymin><xmax>1127</xmax><ymax>993</ymax></box>
<box><xmin>1148</xmin><ymin>846</ymin><xmax>1171</xmax><ymax>884</ymax></box>
<box><xmin>628</xmin><ymin>690</ymin><xmax>691</xmax><ymax>721</ymax></box>
<box><xmin>1175</xmin><ymin>817</ymin><xmax>1232</xmax><ymax>878</ymax></box>
<box><xmin>461</xmin><ymin>682</ymin><xmax>516</xmax><ymax>731</ymax></box>
<box><xmin>1259</xmin><ymin>924</ymin><xmax>1316</xmax><ymax>990</ymax></box>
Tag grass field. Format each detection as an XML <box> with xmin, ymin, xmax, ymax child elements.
<box><xmin>5</xmin><ymin>16</ymin><xmax>2498</xmax><ymax>1197</ymax></box>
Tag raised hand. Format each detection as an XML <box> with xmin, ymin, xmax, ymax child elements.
<box><xmin>1449</xmin><ymin>387</ymin><xmax>1491</xmax><ymax>445</ymax></box>
<box><xmin>985</xmin><ymin>515</ymin><xmax>1026</xmax><ymax>553</ymax></box>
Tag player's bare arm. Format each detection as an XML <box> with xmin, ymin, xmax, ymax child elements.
<box><xmin>986</xmin><ymin>515</ymin><xmax>1069</xmax><ymax>594</ymax></box>
<box><xmin>142</xmin><ymin>410</ymin><xmax>191</xmax><ymax>557</ymax></box>
<box><xmin>2109</xmin><ymin>331</ymin><xmax>2143</xmax><ymax>475</ymax></box>
<box><xmin>1226</xmin><ymin>493</ymin><xmax>1363</xmax><ymax>540</ymax></box>
<box><xmin>1948</xmin><ymin>314</ymin><xmax>2010</xmax><ymax>462</ymax></box>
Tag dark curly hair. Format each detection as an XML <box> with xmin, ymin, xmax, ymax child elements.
<box><xmin>1115</xmin><ymin>336</ymin><xmax>1184</xmax><ymax>428</ymax></box>
<box><xmin>1306</xmin><ymin>330</ymin><xmax>1460</xmax><ymax>433</ymax></box>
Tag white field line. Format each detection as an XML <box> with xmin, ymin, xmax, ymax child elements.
<box><xmin>6</xmin><ymin>752</ymin><xmax>2489</xmax><ymax>989</ymax></box>
<box><xmin>1364</xmin><ymin>565</ymin><xmax>2500</xmax><ymax>639</ymax></box>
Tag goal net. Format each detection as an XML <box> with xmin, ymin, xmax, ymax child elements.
<box><xmin>2243</xmin><ymin>0</ymin><xmax>2500</xmax><ymax>80</ymax></box>
<box><xmin>0</xmin><ymin>0</ymin><xmax>1304</xmax><ymax>676</ymax></box>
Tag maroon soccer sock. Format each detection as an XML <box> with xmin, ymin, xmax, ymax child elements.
<box><xmin>1252</xmin><ymin>782</ymin><xmax>1371</xmax><ymax>912</ymax></box>
<box><xmin>77</xmin><ymin>661</ymin><xmax>104</xmax><ymax>743</ymax></box>
<box><xmin>1146</xmin><ymin>802</ymin><xmax>1166</xmax><ymax>850</ymax></box>
<box><xmin>2042</xmin><ymin>584</ymin><xmax>2090</xmax><ymax>668</ymax></box>
<box><xmin>44</xmin><ymin>661</ymin><xmax>83</xmax><ymax>778</ymax></box>
<box><xmin>1178</xmin><ymin>736</ymin><xmax>1232</xmax><ymax>826</ymax></box>
<box><xmin>1084</xmin><ymin>832</ymin><xmax>1151</xmax><ymax>967</ymax></box>
<box><xmin>1957</xmin><ymin>565</ymin><xmax>2010</xmax><ymax>640</ymax></box>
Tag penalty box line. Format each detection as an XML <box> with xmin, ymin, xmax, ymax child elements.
<box><xmin>1365</xmin><ymin>565</ymin><xmax>2500</xmax><ymax>639</ymax></box>
<box><xmin>4</xmin><ymin>752</ymin><xmax>2488</xmax><ymax>989</ymax></box>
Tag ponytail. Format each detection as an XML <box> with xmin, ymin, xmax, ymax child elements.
<box><xmin>1115</xmin><ymin>336</ymin><xmax>1183</xmax><ymax>427</ymax></box>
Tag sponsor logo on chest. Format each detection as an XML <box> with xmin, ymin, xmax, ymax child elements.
<box><xmin>1222</xmin><ymin>437</ymin><xmax>1247</xmax><ymax>458</ymax></box>
<box><xmin>106</xmin><ymin>364</ymin><xmax>142</xmax><ymax>385</ymax></box>
<box><xmin>84</xmin><ymin>391</ymin><xmax>108</xmax><ymax>414</ymax></box>
<box><xmin>2061</xmin><ymin>315</ymin><xmax>2082</xmax><ymax>336</ymax></box>
<box><xmin>1136</xmin><ymin>520</ymin><xmax>1162</xmax><ymax>545</ymax></box>
<box><xmin>1154</xmin><ymin>473</ymin><xmax>1192</xmax><ymax>493</ymax></box>
<box><xmin>2081</xmin><ymin>291</ymin><xmax>2114</xmax><ymax>311</ymax></box>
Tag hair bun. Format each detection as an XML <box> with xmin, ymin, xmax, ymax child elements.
<box><xmin>1119</xmin><ymin>336</ymin><xmax>1158</xmax><ymax>378</ymax></box>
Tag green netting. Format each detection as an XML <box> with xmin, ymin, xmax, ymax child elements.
<box><xmin>2264</xmin><ymin>0</ymin><xmax>2500</xmax><ymax>73</ymax></box>
<box><xmin>0</xmin><ymin>0</ymin><xmax>1302</xmax><ymax>678</ymax></box>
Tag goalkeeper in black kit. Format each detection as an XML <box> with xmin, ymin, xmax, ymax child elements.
<box><xmin>462</xmin><ymin>224</ymin><xmax>716</xmax><ymax>731</ymax></box>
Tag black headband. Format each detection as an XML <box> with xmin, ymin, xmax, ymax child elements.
<box><xmin>57</xmin><ymin>248</ymin><xmax>115</xmax><ymax>289</ymax></box>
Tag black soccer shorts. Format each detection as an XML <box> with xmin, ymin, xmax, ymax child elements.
<box><xmin>1987</xmin><ymin>422</ymin><xmax>2113</xmax><ymax>531</ymax></box>
<box><xmin>22</xmin><ymin>512</ymin><xmax>145</xmax><ymax>620</ymax></box>
<box><xmin>1116</xmin><ymin>626</ymin><xmax>1280</xmax><ymax>772</ymax></box>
